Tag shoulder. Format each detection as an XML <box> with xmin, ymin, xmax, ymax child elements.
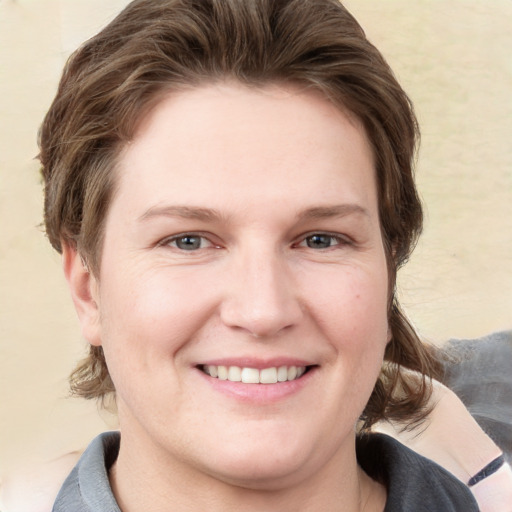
<box><xmin>357</xmin><ymin>433</ymin><xmax>479</xmax><ymax>512</ymax></box>
<box><xmin>52</xmin><ymin>432</ymin><xmax>121</xmax><ymax>512</ymax></box>
<box><xmin>442</xmin><ymin>330</ymin><xmax>512</xmax><ymax>463</ymax></box>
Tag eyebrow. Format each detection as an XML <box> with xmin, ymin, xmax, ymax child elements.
<box><xmin>297</xmin><ymin>204</ymin><xmax>369</xmax><ymax>221</ymax></box>
<box><xmin>138</xmin><ymin>203</ymin><xmax>369</xmax><ymax>224</ymax></box>
<box><xmin>138</xmin><ymin>205</ymin><xmax>224</xmax><ymax>223</ymax></box>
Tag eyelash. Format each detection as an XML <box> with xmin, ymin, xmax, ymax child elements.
<box><xmin>159</xmin><ymin>233</ymin><xmax>218</xmax><ymax>251</ymax></box>
<box><xmin>159</xmin><ymin>232</ymin><xmax>352</xmax><ymax>252</ymax></box>
<box><xmin>294</xmin><ymin>233</ymin><xmax>352</xmax><ymax>250</ymax></box>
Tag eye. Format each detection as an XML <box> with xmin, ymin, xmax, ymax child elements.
<box><xmin>163</xmin><ymin>234</ymin><xmax>215</xmax><ymax>251</ymax></box>
<box><xmin>298</xmin><ymin>233</ymin><xmax>348</xmax><ymax>250</ymax></box>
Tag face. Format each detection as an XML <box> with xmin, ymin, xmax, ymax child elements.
<box><xmin>75</xmin><ymin>83</ymin><xmax>390</xmax><ymax>489</ymax></box>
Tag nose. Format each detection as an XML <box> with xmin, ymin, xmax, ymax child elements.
<box><xmin>219</xmin><ymin>247</ymin><xmax>303</xmax><ymax>338</ymax></box>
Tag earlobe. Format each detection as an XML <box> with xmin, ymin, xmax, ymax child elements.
<box><xmin>387</xmin><ymin>326</ymin><xmax>393</xmax><ymax>344</ymax></box>
<box><xmin>62</xmin><ymin>243</ymin><xmax>102</xmax><ymax>346</ymax></box>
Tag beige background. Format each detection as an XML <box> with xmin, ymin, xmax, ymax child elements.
<box><xmin>0</xmin><ymin>0</ymin><xmax>511</xmax><ymax>491</ymax></box>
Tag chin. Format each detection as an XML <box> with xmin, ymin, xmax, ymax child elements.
<box><xmin>197</xmin><ymin>432</ymin><xmax>324</xmax><ymax>490</ymax></box>
<box><xmin>212</xmin><ymin>458</ymin><xmax>311</xmax><ymax>491</ymax></box>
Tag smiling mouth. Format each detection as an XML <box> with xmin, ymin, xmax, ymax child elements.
<box><xmin>200</xmin><ymin>365</ymin><xmax>311</xmax><ymax>384</ymax></box>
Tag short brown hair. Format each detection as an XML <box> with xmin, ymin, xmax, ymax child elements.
<box><xmin>39</xmin><ymin>0</ymin><xmax>439</xmax><ymax>428</ymax></box>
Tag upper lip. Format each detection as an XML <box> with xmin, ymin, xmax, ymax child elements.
<box><xmin>195</xmin><ymin>357</ymin><xmax>315</xmax><ymax>369</ymax></box>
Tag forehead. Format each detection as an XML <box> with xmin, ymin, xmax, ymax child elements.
<box><xmin>112</xmin><ymin>82</ymin><xmax>377</xmax><ymax>222</ymax></box>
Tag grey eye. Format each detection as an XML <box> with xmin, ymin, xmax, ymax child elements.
<box><xmin>305</xmin><ymin>234</ymin><xmax>334</xmax><ymax>249</ymax></box>
<box><xmin>174</xmin><ymin>235</ymin><xmax>203</xmax><ymax>250</ymax></box>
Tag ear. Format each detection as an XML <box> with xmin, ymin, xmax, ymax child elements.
<box><xmin>387</xmin><ymin>325</ymin><xmax>393</xmax><ymax>344</ymax></box>
<box><xmin>62</xmin><ymin>243</ymin><xmax>102</xmax><ymax>346</ymax></box>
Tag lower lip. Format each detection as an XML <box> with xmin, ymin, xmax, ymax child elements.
<box><xmin>196</xmin><ymin>367</ymin><xmax>317</xmax><ymax>403</ymax></box>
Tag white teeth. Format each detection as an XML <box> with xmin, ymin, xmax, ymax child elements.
<box><xmin>241</xmin><ymin>367</ymin><xmax>259</xmax><ymax>383</ymax></box>
<box><xmin>228</xmin><ymin>366</ymin><xmax>242</xmax><ymax>382</ymax></box>
<box><xmin>260</xmin><ymin>367</ymin><xmax>278</xmax><ymax>384</ymax></box>
<box><xmin>287</xmin><ymin>366</ymin><xmax>297</xmax><ymax>380</ymax></box>
<box><xmin>277</xmin><ymin>365</ymin><xmax>288</xmax><ymax>382</ymax></box>
<box><xmin>217</xmin><ymin>365</ymin><xmax>228</xmax><ymax>380</ymax></box>
<box><xmin>203</xmin><ymin>365</ymin><xmax>308</xmax><ymax>384</ymax></box>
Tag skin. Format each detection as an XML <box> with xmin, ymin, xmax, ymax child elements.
<box><xmin>375</xmin><ymin>378</ymin><xmax>508</xmax><ymax>512</ymax></box>
<box><xmin>64</xmin><ymin>82</ymin><xmax>389</xmax><ymax>511</ymax></box>
<box><xmin>3</xmin><ymin>383</ymin><xmax>508</xmax><ymax>511</ymax></box>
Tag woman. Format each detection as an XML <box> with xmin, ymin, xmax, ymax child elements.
<box><xmin>38</xmin><ymin>0</ymin><xmax>494</xmax><ymax>510</ymax></box>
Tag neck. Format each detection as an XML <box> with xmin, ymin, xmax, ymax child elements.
<box><xmin>109</xmin><ymin>428</ymin><xmax>386</xmax><ymax>512</ymax></box>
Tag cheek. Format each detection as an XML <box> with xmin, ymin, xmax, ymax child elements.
<box><xmin>96</xmin><ymin>268</ymin><xmax>218</xmax><ymax>410</ymax></box>
<box><xmin>305</xmin><ymin>262</ymin><xmax>390</xmax><ymax>404</ymax></box>
<box><xmin>304</xmin><ymin>263</ymin><xmax>390</xmax><ymax>346</ymax></box>
<box><xmin>98</xmin><ymin>265</ymin><xmax>220</xmax><ymax>363</ymax></box>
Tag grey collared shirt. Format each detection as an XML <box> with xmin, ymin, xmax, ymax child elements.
<box><xmin>53</xmin><ymin>431</ymin><xmax>478</xmax><ymax>511</ymax></box>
